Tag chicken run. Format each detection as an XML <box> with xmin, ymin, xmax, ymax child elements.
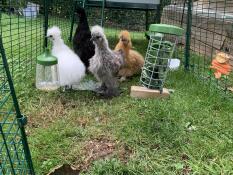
<box><xmin>1</xmin><ymin>0</ymin><xmax>233</xmax><ymax>174</ymax></box>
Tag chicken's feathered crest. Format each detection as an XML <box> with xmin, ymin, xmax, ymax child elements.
<box><xmin>47</xmin><ymin>26</ymin><xmax>62</xmax><ymax>39</ymax></box>
<box><xmin>91</xmin><ymin>25</ymin><xmax>109</xmax><ymax>48</ymax></box>
<box><xmin>91</xmin><ymin>25</ymin><xmax>104</xmax><ymax>36</ymax></box>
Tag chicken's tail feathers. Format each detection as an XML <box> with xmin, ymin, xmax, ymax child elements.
<box><xmin>76</xmin><ymin>5</ymin><xmax>86</xmax><ymax>14</ymax></box>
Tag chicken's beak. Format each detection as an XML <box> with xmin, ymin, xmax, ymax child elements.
<box><xmin>120</xmin><ymin>37</ymin><xmax>128</xmax><ymax>44</ymax></box>
<box><xmin>46</xmin><ymin>35</ymin><xmax>52</xmax><ymax>38</ymax></box>
<box><xmin>122</xmin><ymin>40</ymin><xmax>129</xmax><ymax>46</ymax></box>
<box><xmin>46</xmin><ymin>35</ymin><xmax>54</xmax><ymax>41</ymax></box>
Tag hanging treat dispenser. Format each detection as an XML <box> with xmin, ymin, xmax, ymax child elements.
<box><xmin>36</xmin><ymin>49</ymin><xmax>60</xmax><ymax>91</ymax></box>
<box><xmin>131</xmin><ymin>24</ymin><xmax>184</xmax><ymax>98</ymax></box>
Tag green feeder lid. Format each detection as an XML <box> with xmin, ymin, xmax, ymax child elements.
<box><xmin>149</xmin><ymin>24</ymin><xmax>184</xmax><ymax>36</ymax></box>
<box><xmin>37</xmin><ymin>48</ymin><xmax>58</xmax><ymax>66</ymax></box>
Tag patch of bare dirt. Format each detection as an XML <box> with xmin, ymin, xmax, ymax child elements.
<box><xmin>76</xmin><ymin>137</ymin><xmax>133</xmax><ymax>172</ymax></box>
<box><xmin>47</xmin><ymin>164</ymin><xmax>80</xmax><ymax>175</ymax></box>
<box><xmin>47</xmin><ymin>137</ymin><xmax>132</xmax><ymax>174</ymax></box>
<box><xmin>76</xmin><ymin>137</ymin><xmax>117</xmax><ymax>171</ymax></box>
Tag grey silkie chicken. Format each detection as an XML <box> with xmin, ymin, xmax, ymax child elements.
<box><xmin>89</xmin><ymin>25</ymin><xmax>124</xmax><ymax>98</ymax></box>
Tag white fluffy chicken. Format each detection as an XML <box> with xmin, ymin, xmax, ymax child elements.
<box><xmin>47</xmin><ymin>26</ymin><xmax>85</xmax><ymax>89</ymax></box>
<box><xmin>89</xmin><ymin>26</ymin><xmax>124</xmax><ymax>98</ymax></box>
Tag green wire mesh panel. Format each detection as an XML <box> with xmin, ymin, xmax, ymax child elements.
<box><xmin>189</xmin><ymin>0</ymin><xmax>233</xmax><ymax>95</ymax></box>
<box><xmin>0</xmin><ymin>0</ymin><xmax>74</xmax><ymax>85</ymax></box>
<box><xmin>0</xmin><ymin>0</ymin><xmax>44</xmax><ymax>80</ymax></box>
<box><xmin>160</xmin><ymin>0</ymin><xmax>187</xmax><ymax>28</ymax></box>
<box><xmin>161</xmin><ymin>0</ymin><xmax>233</xmax><ymax>97</ymax></box>
<box><xmin>0</xmin><ymin>2</ymin><xmax>45</xmax><ymax>172</ymax></box>
<box><xmin>0</xmin><ymin>0</ymin><xmax>75</xmax><ymax>174</ymax></box>
<box><xmin>140</xmin><ymin>24</ymin><xmax>183</xmax><ymax>92</ymax></box>
<box><xmin>23</xmin><ymin>0</ymin><xmax>74</xmax><ymax>48</ymax></box>
<box><xmin>0</xmin><ymin>37</ymin><xmax>34</xmax><ymax>174</ymax></box>
<box><xmin>160</xmin><ymin>0</ymin><xmax>190</xmax><ymax>67</ymax></box>
<box><xmin>0</xmin><ymin>1</ymin><xmax>41</xmax><ymax>174</ymax></box>
<box><xmin>47</xmin><ymin>0</ymin><xmax>74</xmax><ymax>44</ymax></box>
<box><xmin>0</xmin><ymin>101</ymin><xmax>31</xmax><ymax>174</ymax></box>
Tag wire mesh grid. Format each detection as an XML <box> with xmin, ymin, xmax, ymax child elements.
<box><xmin>0</xmin><ymin>36</ymin><xmax>34</xmax><ymax>174</ymax></box>
<box><xmin>47</xmin><ymin>0</ymin><xmax>74</xmax><ymax>44</ymax></box>
<box><xmin>161</xmin><ymin>0</ymin><xmax>233</xmax><ymax>96</ymax></box>
<box><xmin>0</xmin><ymin>0</ymin><xmax>74</xmax><ymax>174</ymax></box>
<box><xmin>0</xmin><ymin>105</ymin><xmax>30</xmax><ymax>174</ymax></box>
<box><xmin>161</xmin><ymin>0</ymin><xmax>186</xmax><ymax>28</ymax></box>
<box><xmin>0</xmin><ymin>1</ymin><xmax>43</xmax><ymax>80</ymax></box>
<box><xmin>0</xmin><ymin>1</ymin><xmax>38</xmax><ymax>174</ymax></box>
<box><xmin>190</xmin><ymin>0</ymin><xmax>233</xmax><ymax>94</ymax></box>
<box><xmin>0</xmin><ymin>0</ymin><xmax>74</xmax><ymax>79</ymax></box>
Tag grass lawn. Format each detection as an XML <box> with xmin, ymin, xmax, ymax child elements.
<box><xmin>1</xmin><ymin>13</ymin><xmax>233</xmax><ymax>175</ymax></box>
<box><xmin>21</xmin><ymin>67</ymin><xmax>233</xmax><ymax>175</ymax></box>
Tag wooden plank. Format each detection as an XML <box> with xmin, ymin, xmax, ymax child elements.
<box><xmin>130</xmin><ymin>86</ymin><xmax>170</xmax><ymax>99</ymax></box>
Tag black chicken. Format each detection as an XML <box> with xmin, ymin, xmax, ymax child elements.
<box><xmin>73</xmin><ymin>6</ymin><xmax>95</xmax><ymax>68</ymax></box>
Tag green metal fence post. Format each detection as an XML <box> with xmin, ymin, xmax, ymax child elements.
<box><xmin>184</xmin><ymin>0</ymin><xmax>192</xmax><ymax>71</ymax></box>
<box><xmin>180</xmin><ymin>1</ymin><xmax>186</xmax><ymax>28</ymax></box>
<box><xmin>155</xmin><ymin>2</ymin><xmax>162</xmax><ymax>23</ymax></box>
<box><xmin>44</xmin><ymin>0</ymin><xmax>49</xmax><ymax>49</ymax></box>
<box><xmin>69</xmin><ymin>0</ymin><xmax>78</xmax><ymax>42</ymax></box>
<box><xmin>145</xmin><ymin>10</ymin><xmax>149</xmax><ymax>30</ymax></box>
<box><xmin>0</xmin><ymin>37</ymin><xmax>35</xmax><ymax>174</ymax></box>
<box><xmin>100</xmin><ymin>0</ymin><xmax>105</xmax><ymax>26</ymax></box>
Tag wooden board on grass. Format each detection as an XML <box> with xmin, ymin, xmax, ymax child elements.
<box><xmin>130</xmin><ymin>86</ymin><xmax>170</xmax><ymax>99</ymax></box>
